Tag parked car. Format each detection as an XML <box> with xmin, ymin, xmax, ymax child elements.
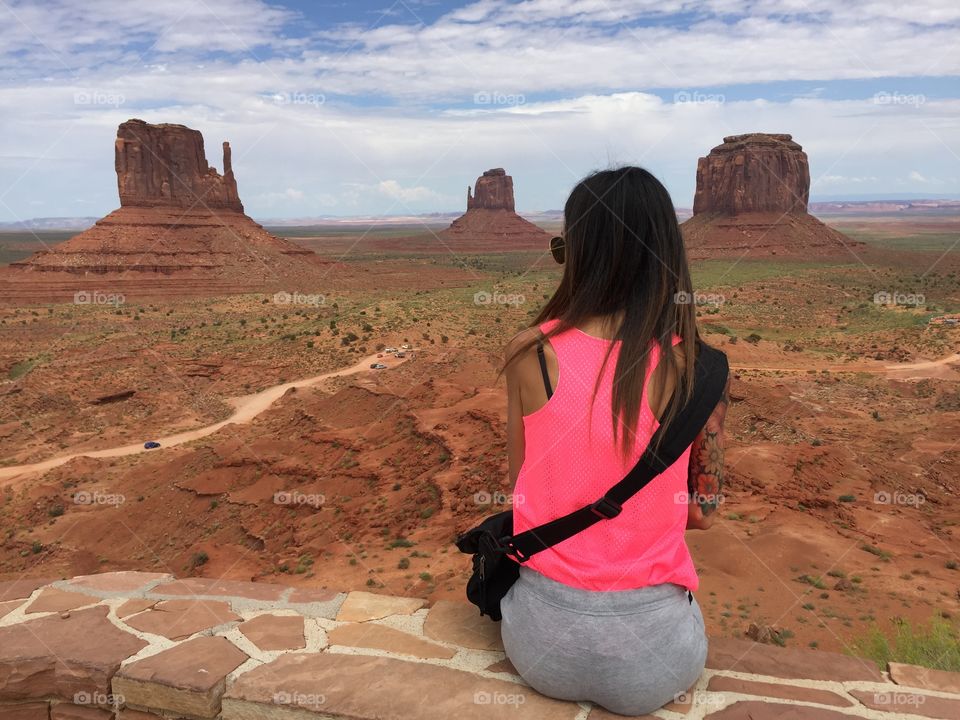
<box><xmin>370</xmin><ymin>363</ymin><xmax>387</xmax><ymax>370</ymax></box>
<box><xmin>144</xmin><ymin>441</ymin><xmax>161</xmax><ymax>450</ymax></box>
<box><xmin>395</xmin><ymin>352</ymin><xmax>406</xmax><ymax>358</ymax></box>
<box><xmin>384</xmin><ymin>347</ymin><xmax>397</xmax><ymax>353</ymax></box>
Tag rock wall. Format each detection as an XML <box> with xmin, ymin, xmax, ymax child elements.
<box><xmin>466</xmin><ymin>168</ymin><xmax>515</xmax><ymax>211</ymax></box>
<box><xmin>1</xmin><ymin>573</ymin><xmax>956</xmax><ymax>719</ymax></box>
<box><xmin>115</xmin><ymin>119</ymin><xmax>243</xmax><ymax>212</ymax></box>
<box><xmin>692</xmin><ymin>133</ymin><xmax>809</xmax><ymax>215</ymax></box>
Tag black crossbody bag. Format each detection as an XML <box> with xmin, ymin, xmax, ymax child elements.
<box><xmin>455</xmin><ymin>341</ymin><xmax>729</xmax><ymax>620</ymax></box>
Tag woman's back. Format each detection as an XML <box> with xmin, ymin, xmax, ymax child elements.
<box><xmin>512</xmin><ymin>318</ymin><xmax>697</xmax><ymax>592</ymax></box>
<box><xmin>498</xmin><ymin>166</ymin><xmax>724</xmax><ymax>717</ymax></box>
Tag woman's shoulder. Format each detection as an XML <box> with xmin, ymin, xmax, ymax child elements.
<box><xmin>504</xmin><ymin>326</ymin><xmax>541</xmax><ymax>358</ymax></box>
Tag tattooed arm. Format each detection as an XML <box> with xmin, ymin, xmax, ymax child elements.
<box><xmin>686</xmin><ymin>376</ymin><xmax>731</xmax><ymax>530</ymax></box>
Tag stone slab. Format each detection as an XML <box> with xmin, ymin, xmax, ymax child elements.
<box><xmin>0</xmin><ymin>606</ymin><xmax>147</xmax><ymax>702</ymax></box>
<box><xmin>24</xmin><ymin>587</ymin><xmax>99</xmax><ymax>614</ymax></box>
<box><xmin>485</xmin><ymin>658</ymin><xmax>518</xmax><ymax>675</ymax></box>
<box><xmin>328</xmin><ymin>622</ymin><xmax>455</xmax><ymax>659</ymax></box>
<box><xmin>151</xmin><ymin>578</ymin><xmax>286</xmax><ymax>602</ymax></box>
<box><xmin>0</xmin><ymin>702</ymin><xmax>50</xmax><ymax>719</ymax></box>
<box><xmin>222</xmin><ymin>652</ymin><xmax>580</xmax><ymax>719</ymax></box>
<box><xmin>0</xmin><ymin>599</ymin><xmax>23</xmax><ymax>620</ymax></box>
<box><xmin>113</xmin><ymin>636</ymin><xmax>247</xmax><ymax>719</ymax></box>
<box><xmin>423</xmin><ymin>599</ymin><xmax>503</xmax><ymax>651</ymax></box>
<box><xmin>706</xmin><ymin>675</ymin><xmax>853</xmax><ymax>707</ymax></box>
<box><xmin>238</xmin><ymin>614</ymin><xmax>305</xmax><ymax>651</ymax></box>
<box><xmin>889</xmin><ymin>661</ymin><xmax>960</xmax><ymax>694</ymax></box>
<box><xmin>850</xmin><ymin>688</ymin><xmax>960</xmax><ymax>719</ymax></box>
<box><xmin>287</xmin><ymin>588</ymin><xmax>340</xmax><ymax>604</ymax></box>
<box><xmin>587</xmin><ymin>709</ymin><xmax>656</xmax><ymax>720</ymax></box>
<box><xmin>122</xmin><ymin>598</ymin><xmax>240</xmax><ymax>640</ymax></box>
<box><xmin>704</xmin><ymin>701</ymin><xmax>853</xmax><ymax>719</ymax></box>
<box><xmin>335</xmin><ymin>591</ymin><xmax>425</xmax><ymax>622</ymax></box>
<box><xmin>0</xmin><ymin>578</ymin><xmax>52</xmax><ymax>602</ymax></box>
<box><xmin>706</xmin><ymin>637</ymin><xmax>882</xmax><ymax>682</ymax></box>
<box><xmin>51</xmin><ymin>703</ymin><xmax>113</xmax><ymax>719</ymax></box>
<box><xmin>117</xmin><ymin>599</ymin><xmax>157</xmax><ymax>619</ymax></box>
<box><xmin>66</xmin><ymin>572</ymin><xmax>171</xmax><ymax>593</ymax></box>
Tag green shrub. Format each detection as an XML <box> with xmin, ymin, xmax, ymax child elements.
<box><xmin>850</xmin><ymin>615</ymin><xmax>960</xmax><ymax>671</ymax></box>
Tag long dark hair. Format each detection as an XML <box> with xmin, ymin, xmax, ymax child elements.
<box><xmin>504</xmin><ymin>166</ymin><xmax>700</xmax><ymax>456</ymax></box>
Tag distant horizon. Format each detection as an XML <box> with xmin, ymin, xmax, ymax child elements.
<box><xmin>3</xmin><ymin>194</ymin><xmax>960</xmax><ymax>232</ymax></box>
<box><xmin>2</xmin><ymin>1</ymin><xmax>958</xmax><ymax>223</ymax></box>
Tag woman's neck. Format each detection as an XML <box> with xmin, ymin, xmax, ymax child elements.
<box><xmin>577</xmin><ymin>312</ymin><xmax>624</xmax><ymax>340</ymax></box>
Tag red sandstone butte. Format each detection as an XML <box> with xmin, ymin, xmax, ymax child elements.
<box><xmin>467</xmin><ymin>168</ymin><xmax>515</xmax><ymax>211</ymax></box>
<box><xmin>3</xmin><ymin>119</ymin><xmax>329</xmax><ymax>298</ymax></box>
<box><xmin>681</xmin><ymin>133</ymin><xmax>859</xmax><ymax>259</ymax></box>
<box><xmin>115</xmin><ymin>119</ymin><xmax>243</xmax><ymax>212</ymax></box>
<box><xmin>438</xmin><ymin>168</ymin><xmax>551</xmax><ymax>249</ymax></box>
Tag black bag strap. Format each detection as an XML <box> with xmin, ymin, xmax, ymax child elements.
<box><xmin>536</xmin><ymin>341</ymin><xmax>553</xmax><ymax>399</ymax></box>
<box><xmin>506</xmin><ymin>342</ymin><xmax>728</xmax><ymax>561</ymax></box>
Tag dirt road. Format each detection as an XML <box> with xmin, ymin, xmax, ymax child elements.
<box><xmin>0</xmin><ymin>352</ymin><xmax>408</xmax><ymax>482</ymax></box>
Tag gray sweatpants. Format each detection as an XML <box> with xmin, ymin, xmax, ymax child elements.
<box><xmin>500</xmin><ymin>567</ymin><xmax>708</xmax><ymax>716</ymax></box>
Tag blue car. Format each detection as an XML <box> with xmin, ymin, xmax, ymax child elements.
<box><xmin>144</xmin><ymin>441</ymin><xmax>161</xmax><ymax>450</ymax></box>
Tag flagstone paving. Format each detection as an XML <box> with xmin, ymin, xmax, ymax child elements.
<box><xmin>0</xmin><ymin>572</ymin><xmax>956</xmax><ymax>719</ymax></box>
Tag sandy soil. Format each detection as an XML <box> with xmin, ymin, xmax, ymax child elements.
<box><xmin>0</xmin><ymin>352</ymin><xmax>410</xmax><ymax>483</ymax></box>
<box><xmin>0</xmin><ymin>225</ymin><xmax>958</xmax><ymax>657</ymax></box>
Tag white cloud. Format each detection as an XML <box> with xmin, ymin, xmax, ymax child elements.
<box><xmin>815</xmin><ymin>174</ymin><xmax>880</xmax><ymax>186</ymax></box>
<box><xmin>377</xmin><ymin>180</ymin><xmax>444</xmax><ymax>203</ymax></box>
<box><xmin>0</xmin><ymin>0</ymin><xmax>957</xmax><ymax>219</ymax></box>
<box><xmin>909</xmin><ymin>170</ymin><xmax>928</xmax><ymax>182</ymax></box>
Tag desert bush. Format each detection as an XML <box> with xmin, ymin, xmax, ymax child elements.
<box><xmin>851</xmin><ymin>615</ymin><xmax>960</xmax><ymax>671</ymax></box>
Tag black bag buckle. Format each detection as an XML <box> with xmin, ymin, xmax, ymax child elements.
<box><xmin>504</xmin><ymin>539</ymin><xmax>529</xmax><ymax>563</ymax></box>
<box><xmin>589</xmin><ymin>497</ymin><xmax>622</xmax><ymax>519</ymax></box>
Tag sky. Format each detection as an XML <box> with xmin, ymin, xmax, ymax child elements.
<box><xmin>1</xmin><ymin>0</ymin><xmax>958</xmax><ymax>221</ymax></box>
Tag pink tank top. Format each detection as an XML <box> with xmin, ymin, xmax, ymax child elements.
<box><xmin>512</xmin><ymin>319</ymin><xmax>698</xmax><ymax>592</ymax></box>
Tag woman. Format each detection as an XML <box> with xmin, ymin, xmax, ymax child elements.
<box><xmin>500</xmin><ymin>167</ymin><xmax>730</xmax><ymax>716</ymax></box>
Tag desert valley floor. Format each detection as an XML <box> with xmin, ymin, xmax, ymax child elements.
<box><xmin>0</xmin><ymin>215</ymin><xmax>958</xmax><ymax>658</ymax></box>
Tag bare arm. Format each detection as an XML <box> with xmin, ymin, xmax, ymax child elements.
<box><xmin>686</xmin><ymin>376</ymin><xmax>731</xmax><ymax>530</ymax></box>
<box><xmin>504</xmin><ymin>336</ymin><xmax>529</xmax><ymax>486</ymax></box>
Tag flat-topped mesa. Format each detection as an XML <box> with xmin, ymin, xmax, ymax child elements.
<box><xmin>115</xmin><ymin>119</ymin><xmax>243</xmax><ymax>212</ymax></box>
<box><xmin>681</xmin><ymin>132</ymin><xmax>862</xmax><ymax>259</ymax></box>
<box><xmin>692</xmin><ymin>133</ymin><xmax>809</xmax><ymax>215</ymax></box>
<box><xmin>466</xmin><ymin>168</ymin><xmax>515</xmax><ymax>211</ymax></box>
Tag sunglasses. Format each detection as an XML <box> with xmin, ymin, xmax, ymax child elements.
<box><xmin>549</xmin><ymin>235</ymin><xmax>565</xmax><ymax>264</ymax></box>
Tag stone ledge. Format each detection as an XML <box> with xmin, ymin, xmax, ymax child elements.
<box><xmin>0</xmin><ymin>572</ymin><xmax>957</xmax><ymax>720</ymax></box>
